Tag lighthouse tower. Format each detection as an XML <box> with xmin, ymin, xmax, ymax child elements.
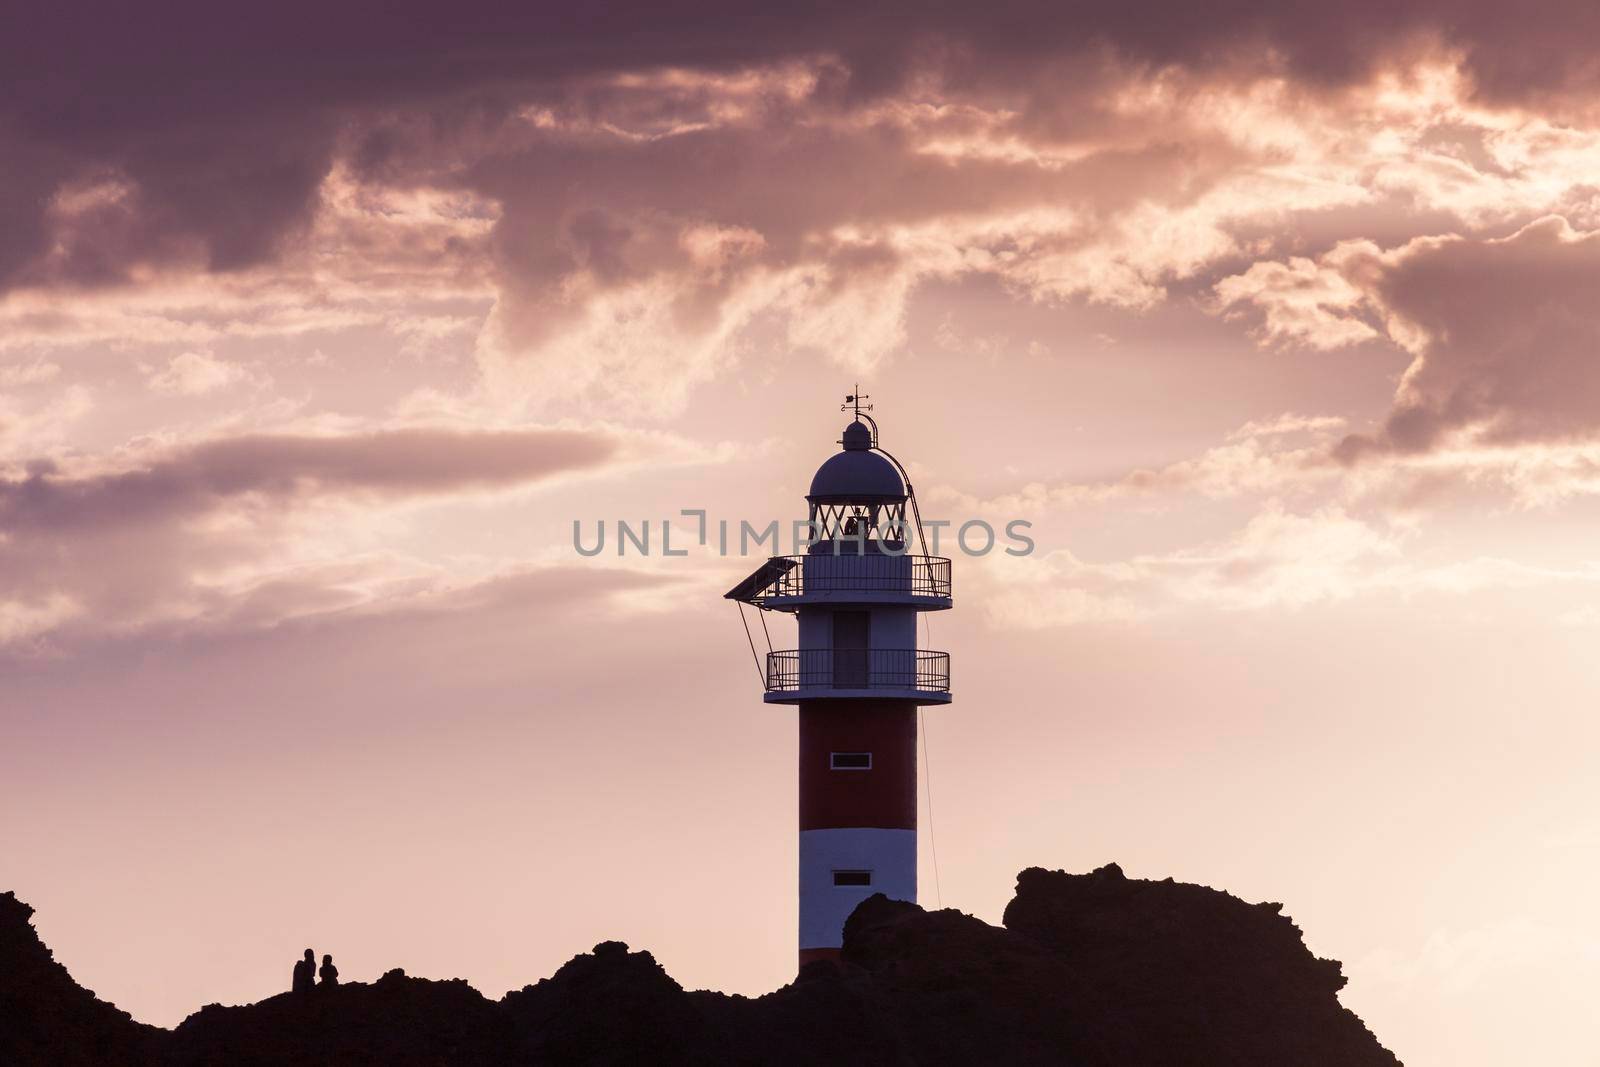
<box><xmin>727</xmin><ymin>399</ymin><xmax>952</xmax><ymax>968</ymax></box>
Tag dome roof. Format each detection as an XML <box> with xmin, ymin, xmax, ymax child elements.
<box><xmin>807</xmin><ymin>423</ymin><xmax>906</xmax><ymax>502</ymax></box>
<box><xmin>841</xmin><ymin>420</ymin><xmax>873</xmax><ymax>451</ymax></box>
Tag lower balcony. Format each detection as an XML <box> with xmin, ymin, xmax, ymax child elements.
<box><xmin>763</xmin><ymin>648</ymin><xmax>951</xmax><ymax>704</ymax></box>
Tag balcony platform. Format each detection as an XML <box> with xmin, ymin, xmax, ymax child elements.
<box><xmin>763</xmin><ymin>688</ymin><xmax>952</xmax><ymax>705</ymax></box>
<box><xmin>762</xmin><ymin>648</ymin><xmax>951</xmax><ymax>705</ymax></box>
<box><xmin>726</xmin><ymin>553</ymin><xmax>952</xmax><ymax>611</ymax></box>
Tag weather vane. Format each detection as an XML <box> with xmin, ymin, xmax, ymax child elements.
<box><xmin>842</xmin><ymin>384</ymin><xmax>873</xmax><ymax>420</ymax></box>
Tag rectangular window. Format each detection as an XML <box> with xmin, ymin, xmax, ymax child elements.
<box><xmin>833</xmin><ymin>870</ymin><xmax>872</xmax><ymax>887</ymax></box>
<box><xmin>830</xmin><ymin>752</ymin><xmax>872</xmax><ymax>770</ymax></box>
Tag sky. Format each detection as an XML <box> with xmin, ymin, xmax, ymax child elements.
<box><xmin>2</xmin><ymin>4</ymin><xmax>1599</xmax><ymax>1062</ymax></box>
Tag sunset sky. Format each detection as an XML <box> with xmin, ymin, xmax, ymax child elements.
<box><xmin>3</xmin><ymin>5</ymin><xmax>1600</xmax><ymax>1063</ymax></box>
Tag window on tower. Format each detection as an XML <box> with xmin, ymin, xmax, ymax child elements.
<box><xmin>833</xmin><ymin>870</ymin><xmax>872</xmax><ymax>887</ymax></box>
<box><xmin>830</xmin><ymin>752</ymin><xmax>872</xmax><ymax>770</ymax></box>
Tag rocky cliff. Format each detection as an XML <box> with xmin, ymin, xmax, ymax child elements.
<box><xmin>0</xmin><ymin>865</ymin><xmax>1401</xmax><ymax>1065</ymax></box>
<box><xmin>0</xmin><ymin>891</ymin><xmax>163</xmax><ymax>1065</ymax></box>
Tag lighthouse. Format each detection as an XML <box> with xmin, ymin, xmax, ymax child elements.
<box><xmin>726</xmin><ymin>397</ymin><xmax>952</xmax><ymax>968</ymax></box>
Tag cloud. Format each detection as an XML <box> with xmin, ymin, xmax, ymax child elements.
<box><xmin>1214</xmin><ymin>251</ymin><xmax>1381</xmax><ymax>350</ymax></box>
<box><xmin>937</xmin><ymin>402</ymin><xmax>1600</xmax><ymax>525</ymax></box>
<box><xmin>1</xmin><ymin>426</ymin><xmax>617</xmax><ymax>529</ymax></box>
<box><xmin>0</xmin><ymin>385</ymin><xmax>92</xmax><ymax>456</ymax></box>
<box><xmin>0</xmin><ymin>360</ymin><xmax>60</xmax><ymax>387</ymax></box>
<box><xmin>1218</xmin><ymin>217</ymin><xmax>1600</xmax><ymax>460</ymax></box>
<box><xmin>10</xmin><ymin>7</ymin><xmax>1600</xmax><ymax>420</ymax></box>
<box><xmin>983</xmin><ymin>504</ymin><xmax>1404</xmax><ymax>626</ymax></box>
<box><xmin>0</xmin><ymin>425</ymin><xmax>624</xmax><ymax>646</ymax></box>
<box><xmin>5</xmin><ymin>3</ymin><xmax>1600</xmax><ymax>651</ymax></box>
<box><xmin>1351</xmin><ymin>217</ymin><xmax>1600</xmax><ymax>454</ymax></box>
<box><xmin>929</xmin><ymin>418</ymin><xmax>1346</xmax><ymax>515</ymax></box>
<box><xmin>980</xmin><ymin>501</ymin><xmax>1600</xmax><ymax>628</ymax></box>
<box><xmin>146</xmin><ymin>351</ymin><xmax>253</xmax><ymax>396</ymax></box>
<box><xmin>1227</xmin><ymin>414</ymin><xmax>1349</xmax><ymax>440</ymax></box>
<box><xmin>326</xmin><ymin>53</ymin><xmax>1600</xmax><ymax>414</ymax></box>
<box><xmin>0</xmin><ymin>594</ymin><xmax>80</xmax><ymax>646</ymax></box>
<box><xmin>0</xmin><ymin>164</ymin><xmax>496</xmax><ymax>359</ymax></box>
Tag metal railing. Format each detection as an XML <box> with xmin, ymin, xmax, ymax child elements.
<box><xmin>753</xmin><ymin>554</ymin><xmax>951</xmax><ymax>603</ymax></box>
<box><xmin>765</xmin><ymin>649</ymin><xmax>950</xmax><ymax>694</ymax></box>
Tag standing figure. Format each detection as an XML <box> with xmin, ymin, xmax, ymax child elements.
<box><xmin>319</xmin><ymin>954</ymin><xmax>339</xmax><ymax>986</ymax></box>
<box><xmin>292</xmin><ymin>948</ymin><xmax>315</xmax><ymax>994</ymax></box>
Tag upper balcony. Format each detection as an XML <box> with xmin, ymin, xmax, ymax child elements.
<box><xmin>726</xmin><ymin>553</ymin><xmax>951</xmax><ymax>611</ymax></box>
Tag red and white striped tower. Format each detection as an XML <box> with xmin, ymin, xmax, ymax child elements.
<box><xmin>727</xmin><ymin>402</ymin><xmax>952</xmax><ymax>969</ymax></box>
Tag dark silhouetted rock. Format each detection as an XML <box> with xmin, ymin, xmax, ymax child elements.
<box><xmin>1001</xmin><ymin>863</ymin><xmax>1397</xmax><ymax>1066</ymax></box>
<box><xmin>502</xmin><ymin>940</ymin><xmax>725</xmax><ymax>1064</ymax></box>
<box><xmin>166</xmin><ymin>968</ymin><xmax>518</xmax><ymax>1066</ymax></box>
<box><xmin>0</xmin><ymin>890</ymin><xmax>162</xmax><ymax>1065</ymax></box>
<box><xmin>0</xmin><ymin>865</ymin><xmax>1403</xmax><ymax>1065</ymax></box>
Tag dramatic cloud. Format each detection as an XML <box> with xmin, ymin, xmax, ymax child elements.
<box><xmin>11</xmin><ymin>2</ymin><xmax>1600</xmax><ymax>418</ymax></box>
<box><xmin>1220</xmin><ymin>217</ymin><xmax>1600</xmax><ymax>460</ymax></box>
<box><xmin>0</xmin><ymin>0</ymin><xmax>1596</xmax><ymax>742</ymax></box>
<box><xmin>1348</xmin><ymin>218</ymin><xmax>1600</xmax><ymax>454</ymax></box>
<box><xmin>0</xmin><ymin>426</ymin><xmax>622</xmax><ymax>646</ymax></box>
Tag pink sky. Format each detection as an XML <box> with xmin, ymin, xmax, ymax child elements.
<box><xmin>3</xmin><ymin>6</ymin><xmax>1600</xmax><ymax>1063</ymax></box>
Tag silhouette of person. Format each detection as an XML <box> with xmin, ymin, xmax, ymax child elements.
<box><xmin>319</xmin><ymin>954</ymin><xmax>339</xmax><ymax>987</ymax></box>
<box><xmin>292</xmin><ymin>949</ymin><xmax>315</xmax><ymax>994</ymax></box>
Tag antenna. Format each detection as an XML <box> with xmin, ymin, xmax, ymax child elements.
<box><xmin>842</xmin><ymin>384</ymin><xmax>873</xmax><ymax>420</ymax></box>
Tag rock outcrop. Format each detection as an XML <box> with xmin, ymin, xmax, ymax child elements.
<box><xmin>1000</xmin><ymin>863</ymin><xmax>1390</xmax><ymax>1065</ymax></box>
<box><xmin>165</xmin><ymin>970</ymin><xmax>515</xmax><ymax>1066</ymax></box>
<box><xmin>0</xmin><ymin>891</ymin><xmax>163</xmax><ymax>1065</ymax></box>
<box><xmin>0</xmin><ymin>866</ymin><xmax>1402</xmax><ymax>1065</ymax></box>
